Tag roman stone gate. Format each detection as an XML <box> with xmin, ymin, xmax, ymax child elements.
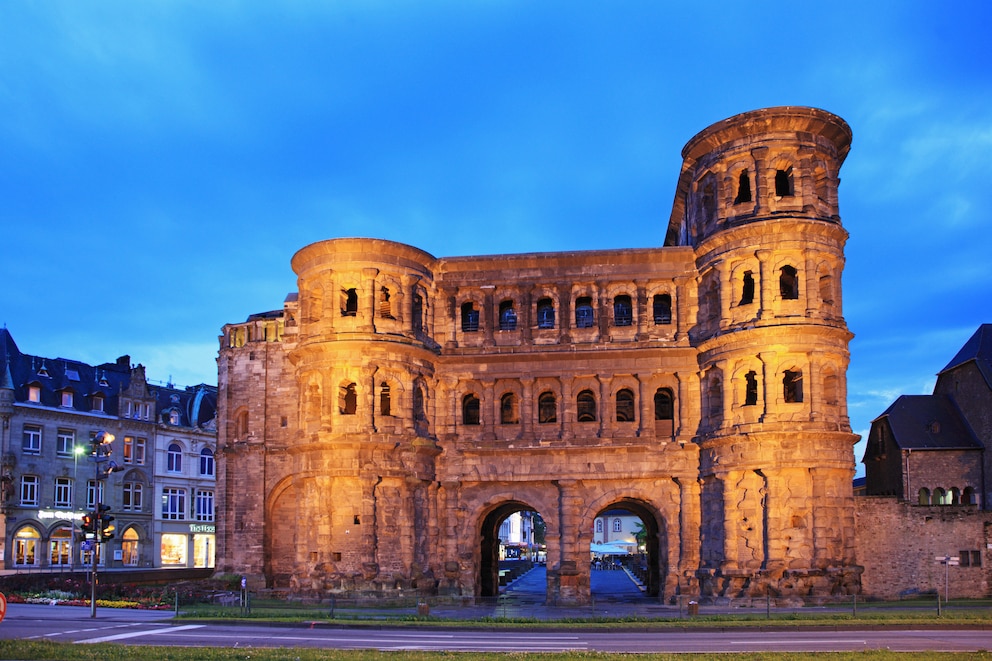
<box><xmin>216</xmin><ymin>107</ymin><xmax>862</xmax><ymax>605</ymax></box>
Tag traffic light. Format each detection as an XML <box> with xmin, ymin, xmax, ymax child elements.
<box><xmin>80</xmin><ymin>513</ymin><xmax>95</xmax><ymax>538</ymax></box>
<box><xmin>98</xmin><ymin>504</ymin><xmax>115</xmax><ymax>541</ymax></box>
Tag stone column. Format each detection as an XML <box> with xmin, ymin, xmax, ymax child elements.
<box><xmin>558</xmin><ymin>282</ymin><xmax>573</xmax><ymax>344</ymax></box>
<box><xmin>755</xmin><ymin>249</ymin><xmax>772</xmax><ymax>320</ymax></box>
<box><xmin>481</xmin><ymin>379</ymin><xmax>496</xmax><ymax>441</ymax></box>
<box><xmin>553</xmin><ymin>479</ymin><xmax>588</xmax><ymax>605</ymax></box>
<box><xmin>759</xmin><ymin>351</ymin><xmax>777</xmax><ymax>421</ymax></box>
<box><xmin>482</xmin><ymin>286</ymin><xmax>496</xmax><ymax>347</ymax></box>
<box><xmin>598</xmin><ymin>375</ymin><xmax>609</xmax><ymax>438</ymax></box>
<box><xmin>361</xmin><ymin>267</ymin><xmax>378</xmax><ymax>332</ymax></box>
<box><xmin>674</xmin><ymin>276</ymin><xmax>690</xmax><ymax>340</ymax></box>
<box><xmin>520</xmin><ymin>377</ymin><xmax>534</xmax><ymax>438</ymax></box>
<box><xmin>676</xmin><ymin>475</ymin><xmax>702</xmax><ymax>596</ymax></box>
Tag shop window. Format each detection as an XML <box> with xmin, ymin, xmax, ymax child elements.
<box><xmin>122</xmin><ymin>528</ymin><xmax>139</xmax><ymax>566</ymax></box>
<box><xmin>462</xmin><ymin>394</ymin><xmax>480</xmax><ymax>426</ymax></box>
<box><xmin>499</xmin><ymin>300</ymin><xmax>517</xmax><ymax>331</ymax></box>
<box><xmin>575</xmin><ymin>297</ymin><xmax>594</xmax><ymax>328</ymax></box>
<box><xmin>537</xmin><ymin>298</ymin><xmax>555</xmax><ymax>329</ymax></box>
<box><xmin>538</xmin><ymin>391</ymin><xmax>557</xmax><ymax>423</ymax></box>
<box><xmin>613</xmin><ymin>295</ymin><xmax>632</xmax><ymax>327</ymax></box>
<box><xmin>161</xmin><ymin>532</ymin><xmax>188</xmax><ymax>565</ymax></box>
<box><xmin>780</xmin><ymin>265</ymin><xmax>799</xmax><ymax>299</ymax></box>
<box><xmin>615</xmin><ymin>388</ymin><xmax>635</xmax><ymax>422</ymax></box>
<box><xmin>461</xmin><ymin>302</ymin><xmax>480</xmax><ymax>332</ymax></box>
<box><xmin>49</xmin><ymin>526</ymin><xmax>72</xmax><ymax>566</ymax></box>
<box><xmin>500</xmin><ymin>392</ymin><xmax>519</xmax><ymax>424</ymax></box>
<box><xmin>653</xmin><ymin>294</ymin><xmax>672</xmax><ymax>324</ymax></box>
<box><xmin>577</xmin><ymin>390</ymin><xmax>597</xmax><ymax>422</ymax></box>
<box><xmin>740</xmin><ymin>271</ymin><xmax>755</xmax><ymax>305</ymax></box>
<box><xmin>783</xmin><ymin>370</ymin><xmax>803</xmax><ymax>403</ymax></box>
<box><xmin>13</xmin><ymin>527</ymin><xmax>40</xmax><ymax>567</ymax></box>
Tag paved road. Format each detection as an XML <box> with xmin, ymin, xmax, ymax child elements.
<box><xmin>2</xmin><ymin>604</ymin><xmax>991</xmax><ymax>653</ymax></box>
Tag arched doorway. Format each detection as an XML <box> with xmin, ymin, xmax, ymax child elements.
<box><xmin>479</xmin><ymin>502</ymin><xmax>544</xmax><ymax>598</ymax></box>
<box><xmin>590</xmin><ymin>499</ymin><xmax>665</xmax><ymax>599</ymax></box>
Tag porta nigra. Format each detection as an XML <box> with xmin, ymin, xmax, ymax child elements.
<box><xmin>215</xmin><ymin>106</ymin><xmax>861</xmax><ymax>604</ymax></box>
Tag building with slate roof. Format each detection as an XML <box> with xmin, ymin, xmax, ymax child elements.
<box><xmin>0</xmin><ymin>327</ymin><xmax>217</xmax><ymax>571</ymax></box>
<box><xmin>856</xmin><ymin>324</ymin><xmax>992</xmax><ymax>599</ymax></box>
<box><xmin>863</xmin><ymin>324</ymin><xmax>992</xmax><ymax>507</ymax></box>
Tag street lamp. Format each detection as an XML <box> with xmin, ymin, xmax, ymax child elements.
<box><xmin>72</xmin><ymin>444</ymin><xmax>86</xmax><ymax>569</ymax></box>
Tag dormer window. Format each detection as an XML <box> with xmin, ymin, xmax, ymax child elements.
<box><xmin>27</xmin><ymin>384</ymin><xmax>41</xmax><ymax>403</ymax></box>
<box><xmin>60</xmin><ymin>390</ymin><xmax>73</xmax><ymax>408</ymax></box>
<box><xmin>170</xmin><ymin>410</ymin><xmax>180</xmax><ymax>425</ymax></box>
<box><xmin>92</xmin><ymin>394</ymin><xmax>104</xmax><ymax>412</ymax></box>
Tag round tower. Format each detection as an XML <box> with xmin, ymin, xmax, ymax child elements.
<box><xmin>671</xmin><ymin>107</ymin><xmax>861</xmax><ymax>598</ymax></box>
<box><xmin>279</xmin><ymin>238</ymin><xmax>441</xmax><ymax>594</ymax></box>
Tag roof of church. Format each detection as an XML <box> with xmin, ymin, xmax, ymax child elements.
<box><xmin>940</xmin><ymin>323</ymin><xmax>992</xmax><ymax>388</ymax></box>
<box><xmin>875</xmin><ymin>394</ymin><xmax>982</xmax><ymax>451</ymax></box>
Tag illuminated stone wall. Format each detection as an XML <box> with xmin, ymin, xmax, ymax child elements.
<box><xmin>215</xmin><ymin>107</ymin><xmax>862</xmax><ymax>604</ymax></box>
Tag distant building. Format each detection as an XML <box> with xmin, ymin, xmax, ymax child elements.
<box><xmin>858</xmin><ymin>324</ymin><xmax>992</xmax><ymax>599</ymax></box>
<box><xmin>0</xmin><ymin>328</ymin><xmax>217</xmax><ymax>571</ymax></box>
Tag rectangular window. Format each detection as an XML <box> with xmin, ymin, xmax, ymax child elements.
<box><xmin>54</xmin><ymin>477</ymin><xmax>72</xmax><ymax>508</ymax></box>
<box><xmin>56</xmin><ymin>429</ymin><xmax>74</xmax><ymax>457</ymax></box>
<box><xmin>123</xmin><ymin>482</ymin><xmax>143</xmax><ymax>512</ymax></box>
<box><xmin>195</xmin><ymin>489</ymin><xmax>214</xmax><ymax>522</ymax></box>
<box><xmin>162</xmin><ymin>487</ymin><xmax>187</xmax><ymax>520</ymax></box>
<box><xmin>20</xmin><ymin>475</ymin><xmax>39</xmax><ymax>506</ymax></box>
<box><xmin>123</xmin><ymin>436</ymin><xmax>134</xmax><ymax>464</ymax></box>
<box><xmin>134</xmin><ymin>438</ymin><xmax>146</xmax><ymax>465</ymax></box>
<box><xmin>61</xmin><ymin>391</ymin><xmax>73</xmax><ymax>407</ymax></box>
<box><xmin>86</xmin><ymin>480</ymin><xmax>104</xmax><ymax>509</ymax></box>
<box><xmin>28</xmin><ymin>385</ymin><xmax>41</xmax><ymax>402</ymax></box>
<box><xmin>22</xmin><ymin>425</ymin><xmax>41</xmax><ymax>454</ymax></box>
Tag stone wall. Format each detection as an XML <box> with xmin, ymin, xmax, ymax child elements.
<box><xmin>855</xmin><ymin>497</ymin><xmax>992</xmax><ymax>599</ymax></box>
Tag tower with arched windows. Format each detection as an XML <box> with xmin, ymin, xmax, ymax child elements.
<box><xmin>216</xmin><ymin>107</ymin><xmax>861</xmax><ymax>604</ymax></box>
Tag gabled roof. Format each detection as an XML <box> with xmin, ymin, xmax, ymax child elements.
<box><xmin>940</xmin><ymin>324</ymin><xmax>992</xmax><ymax>388</ymax></box>
<box><xmin>874</xmin><ymin>394</ymin><xmax>981</xmax><ymax>451</ymax></box>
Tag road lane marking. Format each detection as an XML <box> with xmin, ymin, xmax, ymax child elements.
<box><xmin>76</xmin><ymin>624</ymin><xmax>205</xmax><ymax>644</ymax></box>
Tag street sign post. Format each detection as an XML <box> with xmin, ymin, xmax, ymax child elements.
<box><xmin>934</xmin><ymin>555</ymin><xmax>960</xmax><ymax>606</ymax></box>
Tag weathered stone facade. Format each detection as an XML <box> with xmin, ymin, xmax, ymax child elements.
<box><xmin>215</xmin><ymin>107</ymin><xmax>861</xmax><ymax>604</ymax></box>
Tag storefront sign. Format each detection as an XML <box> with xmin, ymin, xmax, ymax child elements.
<box><xmin>37</xmin><ymin>510</ymin><xmax>85</xmax><ymax>522</ymax></box>
<box><xmin>189</xmin><ymin>524</ymin><xmax>215</xmax><ymax>533</ymax></box>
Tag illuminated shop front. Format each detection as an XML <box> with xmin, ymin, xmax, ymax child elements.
<box><xmin>159</xmin><ymin>524</ymin><xmax>215</xmax><ymax>568</ymax></box>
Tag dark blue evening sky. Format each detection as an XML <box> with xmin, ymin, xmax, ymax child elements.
<box><xmin>2</xmin><ymin>1</ymin><xmax>991</xmax><ymax>471</ymax></box>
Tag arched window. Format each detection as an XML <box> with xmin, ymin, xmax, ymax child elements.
<box><xmin>613</xmin><ymin>295</ymin><xmax>632</xmax><ymax>327</ymax></box>
<box><xmin>963</xmin><ymin>487</ymin><xmax>977</xmax><ymax>506</ymax></box>
<box><xmin>50</xmin><ymin>526</ymin><xmax>72</xmax><ymax>566</ymax></box>
<box><xmin>342</xmin><ymin>288</ymin><xmax>358</xmax><ymax>316</ymax></box>
<box><xmin>819</xmin><ymin>274</ymin><xmax>834</xmax><ymax>306</ymax></box>
<box><xmin>780</xmin><ymin>265</ymin><xmax>799</xmax><ymax>299</ymax></box>
<box><xmin>538</xmin><ymin>391</ymin><xmax>557</xmax><ymax>423</ymax></box>
<box><xmin>500</xmin><ymin>392</ymin><xmax>519</xmax><ymax>424</ymax></box>
<box><xmin>933</xmin><ymin>487</ymin><xmax>947</xmax><ymax>505</ymax></box>
<box><xmin>950</xmin><ymin>487</ymin><xmax>961</xmax><ymax>506</ymax></box>
<box><xmin>576</xmin><ymin>390</ymin><xmax>597</xmax><ymax>422</ymax></box>
<box><xmin>613</xmin><ymin>518</ymin><xmax>623</xmax><ymax>533</ymax></box>
<box><xmin>575</xmin><ymin>297</ymin><xmax>594</xmax><ymax>328</ymax></box>
<box><xmin>744</xmin><ymin>371</ymin><xmax>758</xmax><ymax>406</ymax></box>
<box><xmin>740</xmin><ymin>271</ymin><xmax>755</xmax><ymax>305</ymax></box>
<box><xmin>707</xmin><ymin>376</ymin><xmax>723</xmax><ymax>423</ymax></box>
<box><xmin>595</xmin><ymin>519</ymin><xmax>603</xmax><ymax>533</ymax></box>
<box><xmin>652</xmin><ymin>294</ymin><xmax>672</xmax><ymax>325</ymax></box>
<box><xmin>654</xmin><ymin>388</ymin><xmax>674</xmax><ymax>422</ymax></box>
<box><xmin>615</xmin><ymin>388</ymin><xmax>635</xmax><ymax>422</ymax></box>
<box><xmin>823</xmin><ymin>372</ymin><xmax>840</xmax><ymax>406</ymax></box>
<box><xmin>537</xmin><ymin>298</ymin><xmax>555</xmax><ymax>329</ymax></box>
<box><xmin>235</xmin><ymin>409</ymin><xmax>249</xmax><ymax>440</ymax></box>
<box><xmin>413</xmin><ymin>383</ymin><xmax>427</xmax><ymax>422</ymax></box>
<box><xmin>199</xmin><ymin>448</ymin><xmax>214</xmax><ymax>476</ymax></box>
<box><xmin>775</xmin><ymin>168</ymin><xmax>793</xmax><ymax>196</ymax></box>
<box><xmin>412</xmin><ymin>294</ymin><xmax>424</xmax><ymax>331</ymax></box>
<box><xmin>783</xmin><ymin>370</ymin><xmax>803</xmax><ymax>403</ymax></box>
<box><xmin>462</xmin><ymin>394</ymin><xmax>480</xmax><ymax>426</ymax></box>
<box><xmin>340</xmin><ymin>383</ymin><xmax>357</xmax><ymax>415</ymax></box>
<box><xmin>167</xmin><ymin>443</ymin><xmax>182</xmax><ymax>473</ymax></box>
<box><xmin>122</xmin><ymin>527</ymin><xmax>140</xmax><ymax>566</ymax></box>
<box><xmin>379</xmin><ymin>286</ymin><xmax>393</xmax><ymax>319</ymax></box>
<box><xmin>461</xmin><ymin>302</ymin><xmax>479</xmax><ymax>332</ymax></box>
<box><xmin>918</xmin><ymin>487</ymin><xmax>931</xmax><ymax>506</ymax></box>
<box><xmin>13</xmin><ymin>527</ymin><xmax>40</xmax><ymax>567</ymax></box>
<box><xmin>734</xmin><ymin>169</ymin><xmax>752</xmax><ymax>204</ymax></box>
<box><xmin>499</xmin><ymin>300</ymin><xmax>517</xmax><ymax>331</ymax></box>
<box><xmin>379</xmin><ymin>382</ymin><xmax>392</xmax><ymax>417</ymax></box>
